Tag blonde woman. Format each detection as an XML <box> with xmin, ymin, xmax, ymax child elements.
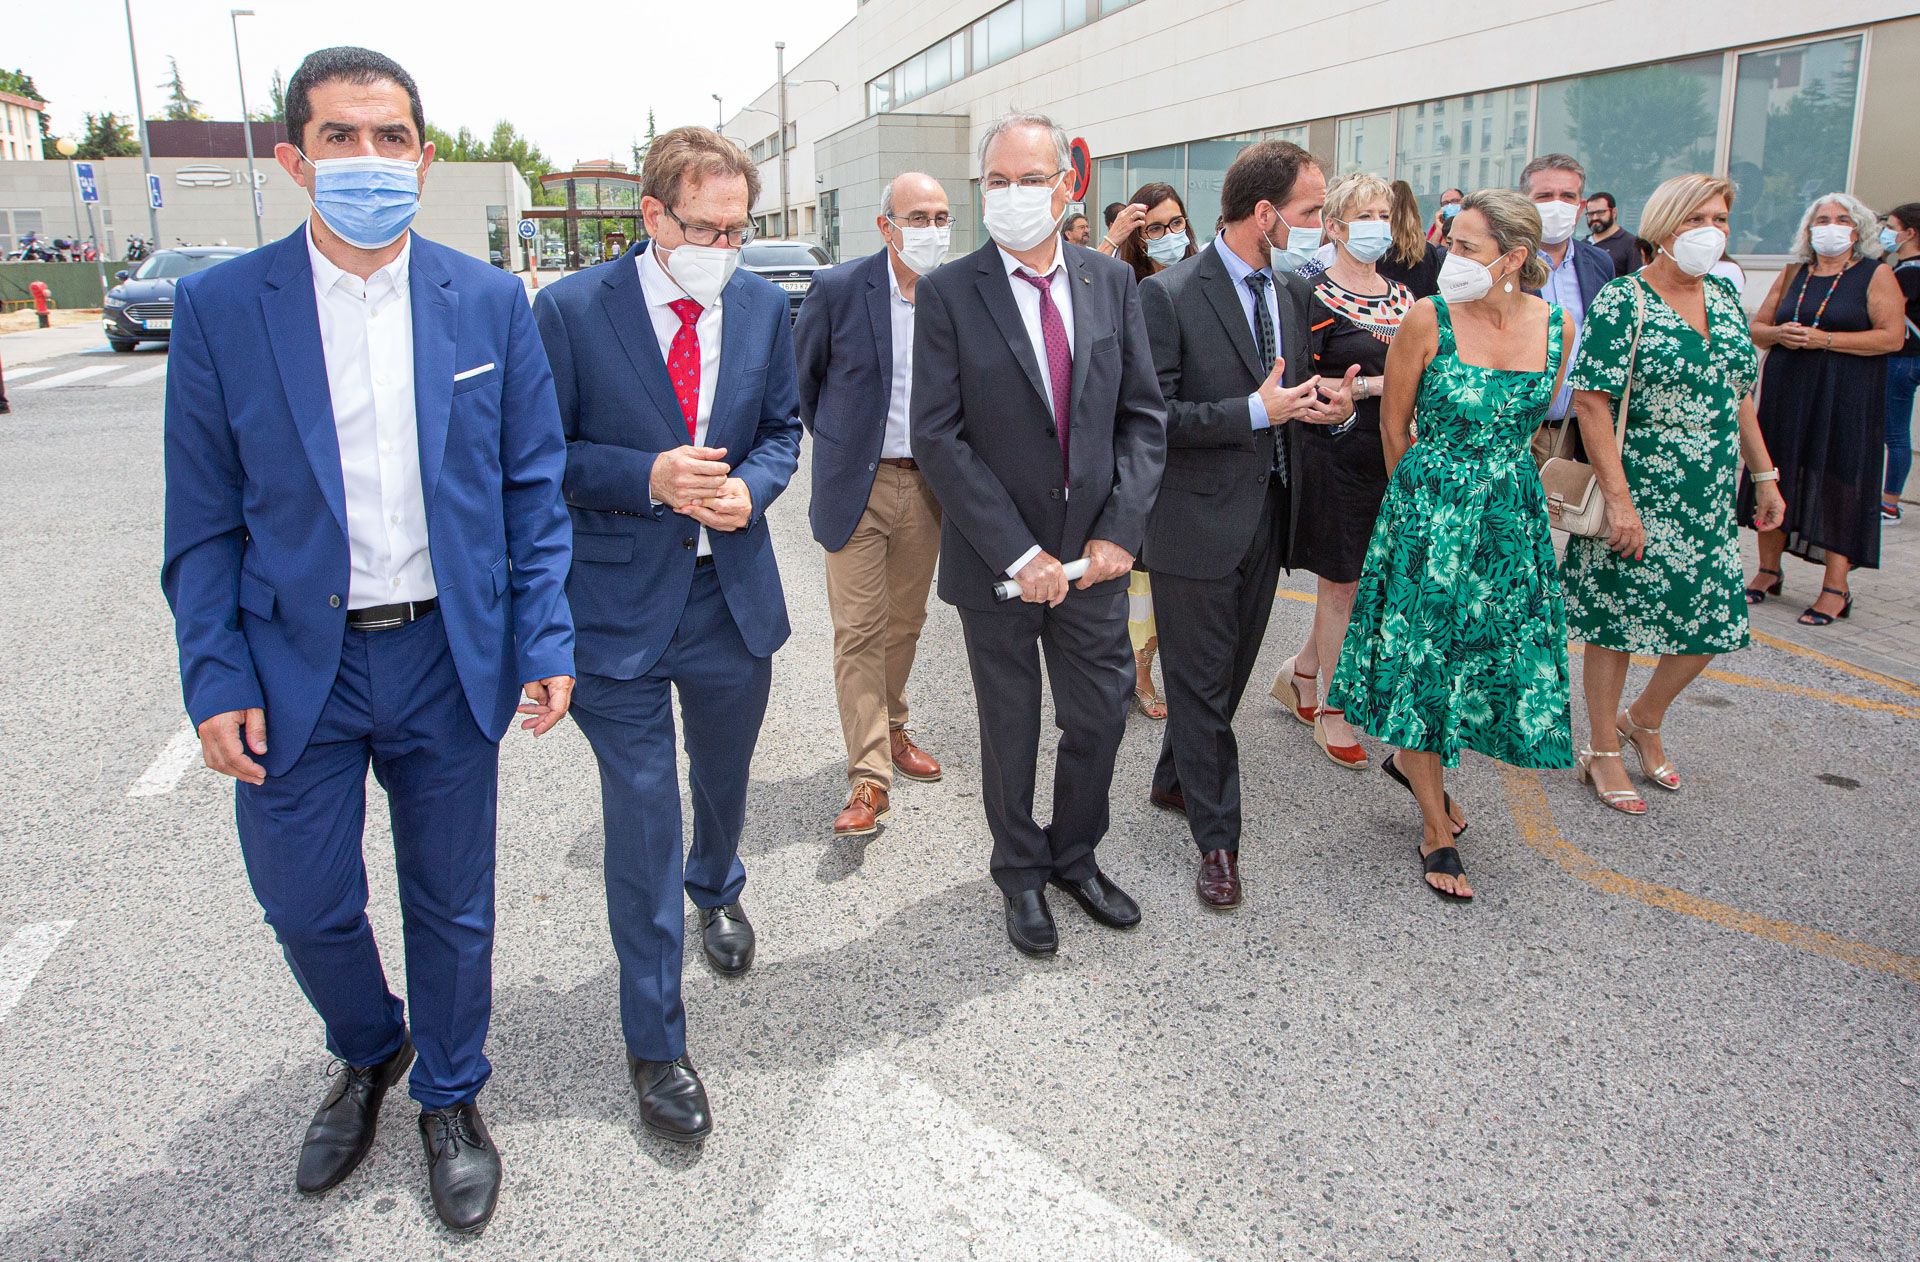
<box><xmin>1560</xmin><ymin>175</ymin><xmax>1786</xmax><ymax>814</ymax></box>
<box><xmin>1326</xmin><ymin>190</ymin><xmax>1575</xmax><ymax>901</ymax></box>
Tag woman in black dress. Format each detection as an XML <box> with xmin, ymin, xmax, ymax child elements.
<box><xmin>1742</xmin><ymin>193</ymin><xmax>1907</xmax><ymax>625</ymax></box>
<box><xmin>1274</xmin><ymin>173</ymin><xmax>1414</xmax><ymax>770</ymax></box>
<box><xmin>1377</xmin><ymin>179</ymin><xmax>1444</xmax><ymax>299</ymax></box>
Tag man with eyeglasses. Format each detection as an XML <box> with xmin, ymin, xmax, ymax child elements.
<box><xmin>532</xmin><ymin>126</ymin><xmax>801</xmax><ymax>1144</ymax></box>
<box><xmin>794</xmin><ymin>172</ymin><xmax>953</xmax><ymax>838</ymax></box>
<box><xmin>911</xmin><ymin>112</ymin><xmax>1167</xmax><ymax>957</ymax></box>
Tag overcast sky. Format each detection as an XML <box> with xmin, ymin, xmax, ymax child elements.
<box><xmin>22</xmin><ymin>0</ymin><xmax>855</xmax><ymax>163</ymax></box>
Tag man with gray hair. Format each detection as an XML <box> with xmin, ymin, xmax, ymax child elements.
<box><xmin>911</xmin><ymin>113</ymin><xmax>1167</xmax><ymax>957</ymax></box>
<box><xmin>795</xmin><ymin>172</ymin><xmax>954</xmax><ymax>838</ymax></box>
<box><xmin>1520</xmin><ymin>152</ymin><xmax>1616</xmax><ymax>462</ymax></box>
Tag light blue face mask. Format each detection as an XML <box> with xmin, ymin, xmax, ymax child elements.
<box><xmin>299</xmin><ymin>150</ymin><xmax>424</xmax><ymax>249</ymax></box>
<box><xmin>1145</xmin><ymin>230</ymin><xmax>1190</xmax><ymax>265</ymax></box>
<box><xmin>1342</xmin><ymin>220</ymin><xmax>1393</xmax><ymax>264</ymax></box>
<box><xmin>1881</xmin><ymin>226</ymin><xmax>1902</xmax><ymax>254</ymax></box>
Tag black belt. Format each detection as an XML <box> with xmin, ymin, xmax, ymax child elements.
<box><xmin>695</xmin><ymin>554</ymin><xmax>714</xmax><ymax>568</ymax></box>
<box><xmin>877</xmin><ymin>457</ymin><xmax>919</xmax><ymax>470</ymax></box>
<box><xmin>346</xmin><ymin>597</ymin><xmax>438</xmax><ymax>630</ymax></box>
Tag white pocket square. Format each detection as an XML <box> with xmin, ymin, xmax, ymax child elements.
<box><xmin>453</xmin><ymin>362</ymin><xmax>496</xmax><ymax>382</ymax></box>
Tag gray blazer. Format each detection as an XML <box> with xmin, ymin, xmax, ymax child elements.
<box><xmin>910</xmin><ymin>241</ymin><xmax>1167</xmax><ymax>611</ymax></box>
<box><xmin>1138</xmin><ymin>241</ymin><xmax>1312</xmax><ymax>581</ymax></box>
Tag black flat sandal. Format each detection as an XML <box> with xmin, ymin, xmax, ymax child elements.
<box><xmin>1418</xmin><ymin>843</ymin><xmax>1473</xmax><ymax>902</ymax></box>
<box><xmin>1744</xmin><ymin>566</ymin><xmax>1783</xmax><ymax>604</ymax></box>
<box><xmin>1381</xmin><ymin>752</ymin><xmax>1467</xmax><ymax>838</ymax></box>
<box><xmin>1797</xmin><ymin>586</ymin><xmax>1853</xmax><ymax>627</ymax></box>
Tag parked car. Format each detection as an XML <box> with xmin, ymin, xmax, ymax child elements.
<box><xmin>738</xmin><ymin>240</ymin><xmax>830</xmax><ymax>321</ymax></box>
<box><xmin>102</xmin><ymin>246</ymin><xmax>248</xmax><ymax>351</ymax></box>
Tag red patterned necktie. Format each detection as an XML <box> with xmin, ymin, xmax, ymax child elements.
<box><xmin>667</xmin><ymin>297</ymin><xmax>702</xmax><ymax>441</ymax></box>
<box><xmin>1014</xmin><ymin>269</ymin><xmax>1071</xmax><ymax>482</ymax></box>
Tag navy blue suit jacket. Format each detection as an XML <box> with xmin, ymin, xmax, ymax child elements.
<box><xmin>793</xmin><ymin>247</ymin><xmax>895</xmax><ymax>551</ymax></box>
<box><xmin>162</xmin><ymin>227</ymin><xmax>576</xmax><ymax>777</ymax></box>
<box><xmin>1530</xmin><ymin>237</ymin><xmax>1617</xmax><ymax>308</ymax></box>
<box><xmin>533</xmin><ymin>243</ymin><xmax>802</xmax><ymax>679</ymax></box>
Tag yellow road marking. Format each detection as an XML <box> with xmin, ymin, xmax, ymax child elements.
<box><xmin>1747</xmin><ymin>629</ymin><xmax>1920</xmax><ymax>701</ymax></box>
<box><xmin>1275</xmin><ymin>589</ymin><xmax>1316</xmax><ymax>604</ymax></box>
<box><xmin>1694</xmin><ymin>668</ymin><xmax>1920</xmax><ymax>721</ymax></box>
<box><xmin>1499</xmin><ymin>767</ymin><xmax>1920</xmax><ymax>986</ymax></box>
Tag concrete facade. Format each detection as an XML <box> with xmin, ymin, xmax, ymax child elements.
<box><xmin>0</xmin><ymin>154</ymin><xmax>530</xmax><ymax>262</ymax></box>
<box><xmin>0</xmin><ymin>91</ymin><xmax>47</xmax><ymax>163</ymax></box>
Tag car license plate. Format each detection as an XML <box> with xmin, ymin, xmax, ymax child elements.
<box><xmin>143</xmin><ymin>318</ymin><xmax>172</xmax><ymax>330</ymax></box>
<box><xmin>779</xmin><ymin>280</ymin><xmax>809</xmax><ymax>293</ymax></box>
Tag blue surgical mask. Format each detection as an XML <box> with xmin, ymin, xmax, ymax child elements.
<box><xmin>1145</xmin><ymin>230</ymin><xmax>1190</xmax><ymax>265</ymax></box>
<box><xmin>1881</xmin><ymin>226</ymin><xmax>1902</xmax><ymax>254</ymax></box>
<box><xmin>1266</xmin><ymin>213</ymin><xmax>1322</xmax><ymax>273</ymax></box>
<box><xmin>1440</xmin><ymin>203</ymin><xmax>1461</xmax><ymax>220</ymax></box>
<box><xmin>299</xmin><ymin>150</ymin><xmax>424</xmax><ymax>250</ymax></box>
<box><xmin>1342</xmin><ymin>220</ymin><xmax>1393</xmax><ymax>264</ymax></box>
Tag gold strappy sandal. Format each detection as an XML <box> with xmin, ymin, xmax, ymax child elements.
<box><xmin>1616</xmin><ymin>710</ymin><xmax>1680</xmax><ymax>791</ymax></box>
<box><xmin>1577</xmin><ymin>749</ymin><xmax>1647</xmax><ymax>815</ymax></box>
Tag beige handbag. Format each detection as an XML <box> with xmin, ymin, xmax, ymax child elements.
<box><xmin>1540</xmin><ymin>278</ymin><xmax>1646</xmax><ymax>539</ymax></box>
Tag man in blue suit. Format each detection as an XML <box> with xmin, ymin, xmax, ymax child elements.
<box><xmin>1520</xmin><ymin>152</ymin><xmax>1616</xmax><ymax>465</ymax></box>
<box><xmin>795</xmin><ymin>171</ymin><xmax>951</xmax><ymax>840</ymax></box>
<box><xmin>532</xmin><ymin>127</ymin><xmax>801</xmax><ymax>1145</ymax></box>
<box><xmin>161</xmin><ymin>47</ymin><xmax>573</xmax><ymax>1233</ymax></box>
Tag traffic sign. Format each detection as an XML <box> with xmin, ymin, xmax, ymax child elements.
<box><xmin>1067</xmin><ymin>137</ymin><xmax>1092</xmax><ymax>201</ymax></box>
<box><xmin>147</xmin><ymin>174</ymin><xmax>163</xmax><ymax>210</ymax></box>
<box><xmin>517</xmin><ymin>218</ymin><xmax>537</xmax><ymax>241</ymax></box>
<box><xmin>75</xmin><ymin>162</ymin><xmax>100</xmax><ymax>204</ymax></box>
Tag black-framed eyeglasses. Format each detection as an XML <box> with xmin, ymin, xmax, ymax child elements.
<box><xmin>666</xmin><ymin>206</ymin><xmax>753</xmax><ymax>248</ymax></box>
<box><xmin>982</xmin><ymin>169</ymin><xmax>1064</xmax><ymax>192</ymax></box>
<box><xmin>1141</xmin><ymin>216</ymin><xmax>1188</xmax><ymax>241</ymax></box>
<box><xmin>888</xmin><ymin>213</ymin><xmax>953</xmax><ymax>229</ymax></box>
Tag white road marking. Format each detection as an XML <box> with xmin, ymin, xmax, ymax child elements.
<box><xmin>108</xmin><ymin>363</ymin><xmax>168</xmax><ymax>387</ymax></box>
<box><xmin>3</xmin><ymin>363</ymin><xmax>58</xmax><ymax>381</ymax></box>
<box><xmin>748</xmin><ymin>1049</ymin><xmax>1198</xmax><ymax>1260</ymax></box>
<box><xmin>128</xmin><ymin>724</ymin><xmax>202</xmax><ymax>797</ymax></box>
<box><xmin>0</xmin><ymin>921</ymin><xmax>74</xmax><ymax>1023</ymax></box>
<box><xmin>15</xmin><ymin>364</ymin><xmax>123</xmax><ymax>391</ymax></box>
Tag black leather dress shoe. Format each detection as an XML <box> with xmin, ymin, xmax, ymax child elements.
<box><xmin>418</xmin><ymin>1100</ymin><xmax>501</xmax><ymax>1233</ymax></box>
<box><xmin>296</xmin><ymin>1037</ymin><xmax>415</xmax><ymax>1195</ymax></box>
<box><xmin>1048</xmin><ymin>870</ymin><xmax>1141</xmax><ymax>929</ymax></box>
<box><xmin>1004</xmin><ymin>889</ymin><xmax>1058</xmax><ymax>956</ymax></box>
<box><xmin>701</xmin><ymin>903</ymin><xmax>755</xmax><ymax>976</ymax></box>
<box><xmin>628</xmin><ymin>1053</ymin><xmax>713</xmax><ymax>1143</ymax></box>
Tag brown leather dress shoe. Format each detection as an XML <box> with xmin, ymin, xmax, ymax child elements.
<box><xmin>1197</xmin><ymin>849</ymin><xmax>1241</xmax><ymax>909</ymax></box>
<box><xmin>890</xmin><ymin>729</ymin><xmax>942</xmax><ymax>782</ymax></box>
<box><xmin>833</xmin><ymin>783</ymin><xmax>890</xmax><ymax>837</ymax></box>
<box><xmin>1149</xmin><ymin>786</ymin><xmax>1187</xmax><ymax>814</ymax></box>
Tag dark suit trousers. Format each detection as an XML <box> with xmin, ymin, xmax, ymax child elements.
<box><xmin>235</xmin><ymin>611</ymin><xmax>499</xmax><ymax>1110</ymax></box>
<box><xmin>956</xmin><ymin>589</ymin><xmax>1132</xmax><ymax>896</ymax></box>
<box><xmin>1151</xmin><ymin>481</ymin><xmax>1287</xmax><ymax>854</ymax></box>
<box><xmin>569</xmin><ymin>564</ymin><xmax>769</xmax><ymax>1063</ymax></box>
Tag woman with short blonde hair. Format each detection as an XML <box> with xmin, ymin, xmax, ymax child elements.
<box><xmin>1560</xmin><ymin>174</ymin><xmax>1785</xmax><ymax>814</ymax></box>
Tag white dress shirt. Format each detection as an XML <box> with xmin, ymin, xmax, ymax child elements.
<box><xmin>308</xmin><ymin>224</ymin><xmax>435</xmax><ymax>610</ymax></box>
<box><xmin>882</xmin><ymin>260</ymin><xmax>916</xmax><ymax>460</ymax></box>
<box><xmin>639</xmin><ymin>243</ymin><xmax>724</xmax><ymax>556</ymax></box>
<box><xmin>997</xmin><ymin>240</ymin><xmax>1076</xmax><ymax>578</ymax></box>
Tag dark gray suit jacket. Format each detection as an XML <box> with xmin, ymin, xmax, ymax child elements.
<box><xmin>910</xmin><ymin>241</ymin><xmax>1167</xmax><ymax>612</ymax></box>
<box><xmin>793</xmin><ymin>248</ymin><xmax>894</xmax><ymax>551</ymax></box>
<box><xmin>1138</xmin><ymin>241</ymin><xmax>1312</xmax><ymax>581</ymax></box>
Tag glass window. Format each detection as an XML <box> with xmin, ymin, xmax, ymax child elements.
<box><xmin>1397</xmin><ymin>87</ymin><xmax>1530</xmax><ymax>223</ymax></box>
<box><xmin>867</xmin><ymin>73</ymin><xmax>891</xmax><ymax>116</ymax></box>
<box><xmin>1536</xmin><ymin>54</ymin><xmax>1721</xmax><ymax>237</ymax></box>
<box><xmin>927</xmin><ymin>38</ymin><xmax>953</xmax><ymax>92</ymax></box>
<box><xmin>971</xmin><ymin>16</ymin><xmax>994</xmax><ymax>68</ymax></box>
<box><xmin>1024</xmin><ymin>0</ymin><xmax>1063</xmax><ymax>47</ymax></box>
<box><xmin>1336</xmin><ymin>112</ymin><xmax>1390</xmax><ymax>176</ymax></box>
<box><xmin>1125</xmin><ymin>144</ymin><xmax>1185</xmax><ymax>205</ymax></box>
<box><xmin>1262</xmin><ymin>124</ymin><xmax>1308</xmax><ymax>147</ymax></box>
<box><xmin>989</xmin><ymin>3</ymin><xmax>1023</xmax><ymax>64</ymax></box>
<box><xmin>1728</xmin><ymin>34</ymin><xmax>1862</xmax><ymax>255</ymax></box>
<box><xmin>1095</xmin><ymin>156</ymin><xmax>1126</xmax><ymax>212</ymax></box>
<box><xmin>1065</xmin><ymin>0</ymin><xmax>1090</xmax><ymax>31</ymax></box>
<box><xmin>1186</xmin><ymin>139</ymin><xmax>1250</xmax><ymax>239</ymax></box>
<box><xmin>1100</xmin><ymin>0</ymin><xmax>1131</xmax><ymax>13</ymax></box>
<box><xmin>898</xmin><ymin>51</ymin><xmax>926</xmax><ymax>104</ymax></box>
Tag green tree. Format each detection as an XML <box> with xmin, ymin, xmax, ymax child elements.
<box><xmin>251</xmin><ymin>67</ymin><xmax>286</xmax><ymax>123</ymax></box>
<box><xmin>1561</xmin><ymin>64</ymin><xmax>1716</xmax><ymax>215</ymax></box>
<box><xmin>430</xmin><ymin>118</ymin><xmax>560</xmax><ymax>205</ymax></box>
<box><xmin>75</xmin><ymin>111</ymin><xmax>141</xmax><ymax>159</ymax></box>
<box><xmin>159</xmin><ymin>56</ymin><xmax>207</xmax><ymax>121</ymax></box>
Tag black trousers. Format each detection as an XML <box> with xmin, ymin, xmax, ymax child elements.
<box><xmin>1151</xmin><ymin>482</ymin><xmax>1286</xmax><ymax>854</ymax></box>
<box><xmin>956</xmin><ymin>588</ymin><xmax>1132</xmax><ymax>896</ymax></box>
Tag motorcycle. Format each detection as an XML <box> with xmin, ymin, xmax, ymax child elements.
<box><xmin>5</xmin><ymin>232</ymin><xmax>58</xmax><ymax>262</ymax></box>
<box><xmin>124</xmin><ymin>236</ymin><xmax>151</xmax><ymax>263</ymax></box>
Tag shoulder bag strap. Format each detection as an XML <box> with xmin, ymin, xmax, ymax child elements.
<box><xmin>1611</xmin><ymin>277</ymin><xmax>1646</xmax><ymax>455</ymax></box>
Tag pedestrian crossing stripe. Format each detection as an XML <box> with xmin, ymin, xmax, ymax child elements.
<box><xmin>9</xmin><ymin>361</ymin><xmax>168</xmax><ymax>391</ymax></box>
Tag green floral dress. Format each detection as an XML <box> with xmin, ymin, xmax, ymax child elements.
<box><xmin>1560</xmin><ymin>275</ymin><xmax>1760</xmax><ymax>654</ymax></box>
<box><xmin>1326</xmin><ymin>298</ymin><xmax>1573</xmax><ymax>769</ymax></box>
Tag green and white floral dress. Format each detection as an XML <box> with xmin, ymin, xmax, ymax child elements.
<box><xmin>1327</xmin><ymin>298</ymin><xmax>1573</xmax><ymax>769</ymax></box>
<box><xmin>1559</xmin><ymin>274</ymin><xmax>1760</xmax><ymax>655</ymax></box>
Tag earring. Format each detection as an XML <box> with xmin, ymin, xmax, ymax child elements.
<box><xmin>1503</xmin><ymin>280</ymin><xmax>1514</xmax><ymax>293</ymax></box>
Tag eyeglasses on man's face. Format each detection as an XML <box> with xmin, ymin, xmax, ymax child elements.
<box><xmin>889</xmin><ymin>213</ymin><xmax>953</xmax><ymax>229</ymax></box>
<box><xmin>1141</xmin><ymin>215</ymin><xmax>1188</xmax><ymax>241</ymax></box>
<box><xmin>983</xmin><ymin>169</ymin><xmax>1064</xmax><ymax>192</ymax></box>
<box><xmin>666</xmin><ymin>207</ymin><xmax>753</xmax><ymax>248</ymax></box>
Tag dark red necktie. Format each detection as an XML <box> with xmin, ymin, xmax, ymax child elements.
<box><xmin>667</xmin><ymin>297</ymin><xmax>702</xmax><ymax>441</ymax></box>
<box><xmin>1014</xmin><ymin>269</ymin><xmax>1071</xmax><ymax>480</ymax></box>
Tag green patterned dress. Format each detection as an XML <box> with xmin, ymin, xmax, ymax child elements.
<box><xmin>1326</xmin><ymin>298</ymin><xmax>1573</xmax><ymax>769</ymax></box>
<box><xmin>1560</xmin><ymin>275</ymin><xmax>1760</xmax><ymax>654</ymax></box>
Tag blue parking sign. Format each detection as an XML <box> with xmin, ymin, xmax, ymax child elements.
<box><xmin>75</xmin><ymin>162</ymin><xmax>100</xmax><ymax>204</ymax></box>
<box><xmin>148</xmin><ymin>173</ymin><xmax>163</xmax><ymax>210</ymax></box>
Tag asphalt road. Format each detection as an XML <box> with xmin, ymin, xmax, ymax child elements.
<box><xmin>0</xmin><ymin>337</ymin><xmax>1914</xmax><ymax>1261</ymax></box>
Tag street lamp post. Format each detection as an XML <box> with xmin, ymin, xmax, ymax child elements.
<box><xmin>230</xmin><ymin>8</ymin><xmax>264</xmax><ymax>247</ymax></box>
<box><xmin>712</xmin><ymin>94</ymin><xmax>723</xmax><ymax>128</ymax></box>
<box><xmin>122</xmin><ymin>0</ymin><xmax>161</xmax><ymax>244</ymax></box>
<box><xmin>774</xmin><ymin>42</ymin><xmax>788</xmax><ymax>239</ymax></box>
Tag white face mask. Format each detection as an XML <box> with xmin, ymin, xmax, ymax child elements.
<box><xmin>1342</xmin><ymin>220</ymin><xmax>1393</xmax><ymax>264</ymax></box>
<box><xmin>661</xmin><ymin>241</ymin><xmax>739</xmax><ymax>307</ymax></box>
<box><xmin>983</xmin><ymin>177</ymin><xmax>1065</xmax><ymax>253</ymax></box>
<box><xmin>1536</xmin><ymin>199</ymin><xmax>1579</xmax><ymax>246</ymax></box>
<box><xmin>1665</xmin><ymin>226</ymin><xmax>1727</xmax><ymax>278</ymax></box>
<box><xmin>1809</xmin><ymin>223</ymin><xmax>1855</xmax><ymax>258</ymax></box>
<box><xmin>1266</xmin><ymin>212</ymin><xmax>1323</xmax><ymax>272</ymax></box>
<box><xmin>890</xmin><ymin>224</ymin><xmax>951</xmax><ymax>275</ymax></box>
<box><xmin>1437</xmin><ymin>250</ymin><xmax>1497</xmax><ymax>304</ymax></box>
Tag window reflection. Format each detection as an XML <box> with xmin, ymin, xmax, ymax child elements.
<box><xmin>1728</xmin><ymin>35</ymin><xmax>1862</xmax><ymax>255</ymax></box>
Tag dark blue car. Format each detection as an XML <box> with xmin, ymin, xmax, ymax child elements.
<box><xmin>103</xmin><ymin>247</ymin><xmax>248</xmax><ymax>351</ymax></box>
